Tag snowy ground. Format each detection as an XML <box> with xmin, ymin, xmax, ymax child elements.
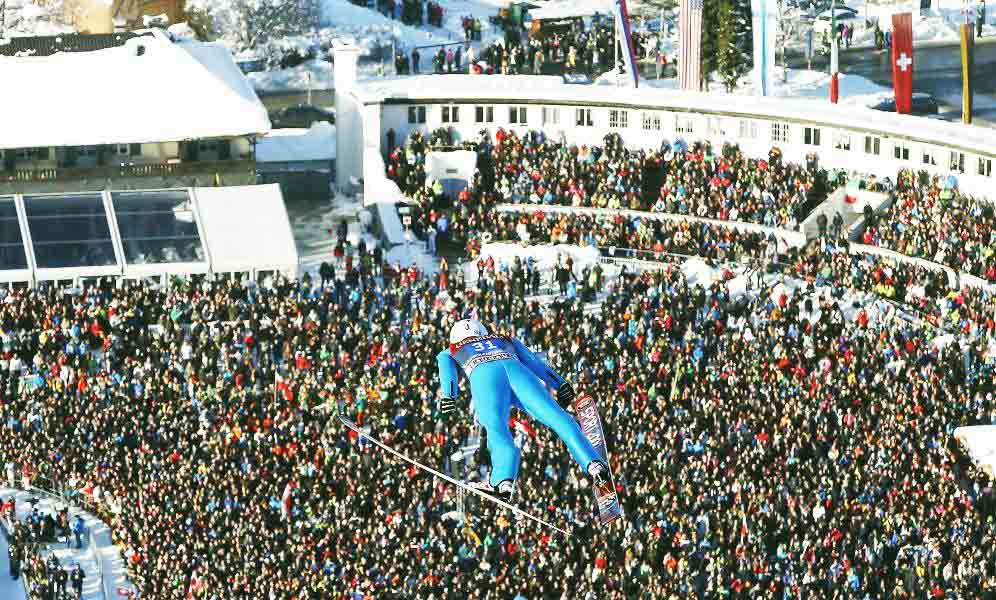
<box><xmin>598</xmin><ymin>66</ymin><xmax>894</xmax><ymax>107</ymax></box>
<box><xmin>786</xmin><ymin>0</ymin><xmax>996</xmax><ymax>50</ymax></box>
<box><xmin>0</xmin><ymin>0</ymin><xmax>73</xmax><ymax>39</ymax></box>
<box><xmin>249</xmin><ymin>0</ymin><xmax>513</xmax><ymax>92</ymax></box>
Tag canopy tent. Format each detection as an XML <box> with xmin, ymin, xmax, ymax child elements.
<box><xmin>527</xmin><ymin>0</ymin><xmax>614</xmax><ymax>21</ymax></box>
<box><xmin>193</xmin><ymin>184</ymin><xmax>298</xmax><ymax>276</ymax></box>
<box><xmin>954</xmin><ymin>426</ymin><xmax>996</xmax><ymax>479</ymax></box>
<box><xmin>0</xmin><ymin>184</ymin><xmax>297</xmax><ymax>285</ymax></box>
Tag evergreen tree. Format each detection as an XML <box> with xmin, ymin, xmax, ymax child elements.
<box><xmin>716</xmin><ymin>0</ymin><xmax>742</xmax><ymax>91</ymax></box>
<box><xmin>733</xmin><ymin>0</ymin><xmax>754</xmax><ymax>72</ymax></box>
<box><xmin>234</xmin><ymin>0</ymin><xmax>320</xmax><ymax>67</ymax></box>
<box><xmin>700</xmin><ymin>0</ymin><xmax>721</xmax><ymax>89</ymax></box>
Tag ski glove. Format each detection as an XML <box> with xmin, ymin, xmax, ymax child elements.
<box><xmin>556</xmin><ymin>382</ymin><xmax>575</xmax><ymax>409</ymax></box>
<box><xmin>440</xmin><ymin>396</ymin><xmax>458</xmax><ymax>418</ymax></box>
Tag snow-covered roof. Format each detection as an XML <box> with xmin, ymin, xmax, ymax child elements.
<box><xmin>0</xmin><ymin>30</ymin><xmax>271</xmax><ymax>150</ymax></box>
<box><xmin>256</xmin><ymin>123</ymin><xmax>336</xmax><ymax>163</ymax></box>
<box><xmin>527</xmin><ymin>0</ymin><xmax>614</xmax><ymax>21</ymax></box>
<box><xmin>358</xmin><ymin>75</ymin><xmax>996</xmax><ymax>158</ymax></box>
<box><xmin>193</xmin><ymin>184</ymin><xmax>298</xmax><ymax>274</ymax></box>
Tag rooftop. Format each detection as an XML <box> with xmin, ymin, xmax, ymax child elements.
<box><xmin>0</xmin><ymin>30</ymin><xmax>271</xmax><ymax>151</ymax></box>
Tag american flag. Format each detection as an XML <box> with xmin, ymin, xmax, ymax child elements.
<box><xmin>679</xmin><ymin>0</ymin><xmax>704</xmax><ymax>91</ymax></box>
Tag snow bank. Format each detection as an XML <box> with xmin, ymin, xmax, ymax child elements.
<box><xmin>320</xmin><ymin>0</ymin><xmax>443</xmax><ymax>54</ymax></box>
<box><xmin>954</xmin><ymin>425</ymin><xmax>996</xmax><ymax>478</ymax></box>
<box><xmin>257</xmin><ymin>122</ymin><xmax>337</xmax><ymax>162</ymax></box>
<box><xmin>643</xmin><ymin>67</ymin><xmax>892</xmax><ymax>107</ymax></box>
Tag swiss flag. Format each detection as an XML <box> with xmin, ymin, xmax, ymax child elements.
<box><xmin>891</xmin><ymin>13</ymin><xmax>914</xmax><ymax>114</ymax></box>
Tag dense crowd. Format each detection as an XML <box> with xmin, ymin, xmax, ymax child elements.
<box><xmin>462</xmin><ymin>209</ymin><xmax>781</xmax><ymax>268</ymax></box>
<box><xmin>0</xmin><ymin>228</ymin><xmax>995</xmax><ymax>597</ymax></box>
<box><xmin>863</xmin><ymin>170</ymin><xmax>996</xmax><ymax>282</ymax></box>
<box><xmin>384</xmin><ymin>130</ymin><xmax>823</xmax><ymax>242</ymax></box>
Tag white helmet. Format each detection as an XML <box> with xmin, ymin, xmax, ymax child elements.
<box><xmin>450</xmin><ymin>319</ymin><xmax>488</xmax><ymax>345</ymax></box>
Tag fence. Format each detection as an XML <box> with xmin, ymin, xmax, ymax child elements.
<box><xmin>0</xmin><ymin>159</ymin><xmax>255</xmax><ymax>184</ymax></box>
<box><xmin>6</xmin><ymin>478</ymin><xmax>111</xmax><ymax>600</ymax></box>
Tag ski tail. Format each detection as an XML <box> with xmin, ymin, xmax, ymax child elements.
<box><xmin>574</xmin><ymin>393</ymin><xmax>623</xmax><ymax>525</ymax></box>
<box><xmin>338</xmin><ymin>416</ymin><xmax>572</xmax><ymax>536</ymax></box>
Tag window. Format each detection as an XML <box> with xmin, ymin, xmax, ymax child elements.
<box><xmin>676</xmin><ymin>116</ymin><xmax>695</xmax><ymax>134</ymax></box>
<box><xmin>78</xmin><ymin>146</ymin><xmax>97</xmax><ymax>157</ymax></box>
<box><xmin>441</xmin><ymin>105</ymin><xmax>460</xmax><ymax>123</ymax></box>
<box><xmin>864</xmin><ymin>136</ymin><xmax>881</xmax><ymax>156</ymax></box>
<box><xmin>407</xmin><ymin>106</ymin><xmax>426</xmax><ymax>124</ymax></box>
<box><xmin>641</xmin><ymin>112</ymin><xmax>661</xmax><ymax>131</ymax></box>
<box><xmin>833</xmin><ymin>132</ymin><xmax>851</xmax><ymax>151</ymax></box>
<box><xmin>707</xmin><ymin>117</ymin><xmax>724</xmax><ymax>136</ymax></box>
<box><xmin>979</xmin><ymin>157</ymin><xmax>993</xmax><ymax>177</ymax></box>
<box><xmin>922</xmin><ymin>149</ymin><xmax>936</xmax><ymax>166</ymax></box>
<box><xmin>770</xmin><ymin>122</ymin><xmax>789</xmax><ymax>143</ymax></box>
<box><xmin>542</xmin><ymin>107</ymin><xmax>560</xmax><ymax>126</ymax></box>
<box><xmin>508</xmin><ymin>106</ymin><xmax>527</xmax><ymax>124</ymax></box>
<box><xmin>198</xmin><ymin>141</ymin><xmax>218</xmax><ymax>152</ymax></box>
<box><xmin>576</xmin><ymin>108</ymin><xmax>593</xmax><ymax>127</ymax></box>
<box><xmin>609</xmin><ymin>109</ymin><xmax>628</xmax><ymax>129</ymax></box>
<box><xmin>803</xmin><ymin>127</ymin><xmax>821</xmax><ymax>146</ymax></box>
<box><xmin>130</xmin><ymin>143</ymin><xmax>141</xmax><ymax>156</ymax></box>
<box><xmin>117</xmin><ymin>144</ymin><xmax>130</xmax><ymax>156</ymax></box>
<box><xmin>474</xmin><ymin>106</ymin><xmax>493</xmax><ymax>123</ymax></box>
<box><xmin>949</xmin><ymin>151</ymin><xmax>965</xmax><ymax>173</ymax></box>
<box><xmin>738</xmin><ymin>119</ymin><xmax>758</xmax><ymax>139</ymax></box>
<box><xmin>893</xmin><ymin>143</ymin><xmax>910</xmax><ymax>161</ymax></box>
<box><xmin>15</xmin><ymin>147</ymin><xmax>50</xmax><ymax>160</ymax></box>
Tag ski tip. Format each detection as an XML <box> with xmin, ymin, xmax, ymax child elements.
<box><xmin>338</xmin><ymin>415</ymin><xmax>361</xmax><ymax>432</ymax></box>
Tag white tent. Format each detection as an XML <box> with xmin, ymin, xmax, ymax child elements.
<box><xmin>193</xmin><ymin>184</ymin><xmax>298</xmax><ymax>277</ymax></box>
<box><xmin>528</xmin><ymin>0</ymin><xmax>614</xmax><ymax>21</ymax></box>
<box><xmin>954</xmin><ymin>425</ymin><xmax>996</xmax><ymax>479</ymax></box>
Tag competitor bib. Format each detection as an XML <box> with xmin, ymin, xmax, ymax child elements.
<box><xmin>450</xmin><ymin>335</ymin><xmax>516</xmax><ymax>375</ymax></box>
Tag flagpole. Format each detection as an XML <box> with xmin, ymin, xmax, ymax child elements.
<box><xmin>614</xmin><ymin>10</ymin><xmax>620</xmax><ymax>86</ymax></box>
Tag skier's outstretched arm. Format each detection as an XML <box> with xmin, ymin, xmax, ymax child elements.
<box><xmin>509</xmin><ymin>338</ymin><xmax>575</xmax><ymax>407</ymax></box>
<box><xmin>436</xmin><ymin>349</ymin><xmax>461</xmax><ymax>415</ymax></box>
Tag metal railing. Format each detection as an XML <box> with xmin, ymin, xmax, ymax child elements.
<box><xmin>6</xmin><ymin>478</ymin><xmax>110</xmax><ymax>600</ymax></box>
<box><xmin>0</xmin><ymin>159</ymin><xmax>256</xmax><ymax>184</ymax></box>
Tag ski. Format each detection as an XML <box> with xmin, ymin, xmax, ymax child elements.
<box><xmin>574</xmin><ymin>393</ymin><xmax>623</xmax><ymax>525</ymax></box>
<box><xmin>338</xmin><ymin>415</ymin><xmax>572</xmax><ymax>536</ymax></box>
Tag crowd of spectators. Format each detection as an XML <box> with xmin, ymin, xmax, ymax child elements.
<box><xmin>385</xmin><ymin>129</ymin><xmax>824</xmax><ymax>248</ymax></box>
<box><xmin>864</xmin><ymin>169</ymin><xmax>996</xmax><ymax>282</ymax></box>
<box><xmin>0</xmin><ymin>222</ymin><xmax>994</xmax><ymax>597</ymax></box>
<box><xmin>462</xmin><ymin>209</ymin><xmax>780</xmax><ymax>268</ymax></box>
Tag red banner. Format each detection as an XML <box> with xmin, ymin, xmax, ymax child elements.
<box><xmin>891</xmin><ymin>13</ymin><xmax>914</xmax><ymax>114</ymax></box>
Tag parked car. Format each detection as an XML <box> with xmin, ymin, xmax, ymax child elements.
<box><xmin>268</xmin><ymin>104</ymin><xmax>336</xmax><ymax>129</ymax></box>
<box><xmin>869</xmin><ymin>93</ymin><xmax>940</xmax><ymax>116</ymax></box>
<box><xmin>812</xmin><ymin>7</ymin><xmax>866</xmax><ymax>34</ymax></box>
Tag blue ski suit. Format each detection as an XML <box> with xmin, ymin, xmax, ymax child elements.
<box><xmin>437</xmin><ymin>334</ymin><xmax>601</xmax><ymax>487</ymax></box>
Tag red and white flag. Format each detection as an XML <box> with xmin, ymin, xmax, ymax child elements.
<box><xmin>891</xmin><ymin>13</ymin><xmax>914</xmax><ymax>114</ymax></box>
<box><xmin>281</xmin><ymin>480</ymin><xmax>297</xmax><ymax>520</ymax></box>
<box><xmin>829</xmin><ymin>37</ymin><xmax>839</xmax><ymax>103</ymax></box>
<box><xmin>678</xmin><ymin>0</ymin><xmax>703</xmax><ymax>91</ymax></box>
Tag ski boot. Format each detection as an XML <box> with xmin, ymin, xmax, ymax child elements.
<box><xmin>468</xmin><ymin>479</ymin><xmax>515</xmax><ymax>504</ymax></box>
<box><xmin>586</xmin><ymin>460</ymin><xmax>610</xmax><ymax>490</ymax></box>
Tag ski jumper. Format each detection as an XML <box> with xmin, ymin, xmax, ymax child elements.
<box><xmin>437</xmin><ymin>334</ymin><xmax>601</xmax><ymax>487</ymax></box>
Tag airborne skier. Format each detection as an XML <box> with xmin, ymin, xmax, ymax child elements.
<box><xmin>437</xmin><ymin>318</ymin><xmax>608</xmax><ymax>504</ymax></box>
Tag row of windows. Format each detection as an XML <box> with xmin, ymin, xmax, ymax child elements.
<box><xmin>6</xmin><ymin>145</ymin><xmax>144</xmax><ymax>160</ymax></box>
<box><xmin>406</xmin><ymin>105</ymin><xmax>995</xmax><ymax>177</ymax></box>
